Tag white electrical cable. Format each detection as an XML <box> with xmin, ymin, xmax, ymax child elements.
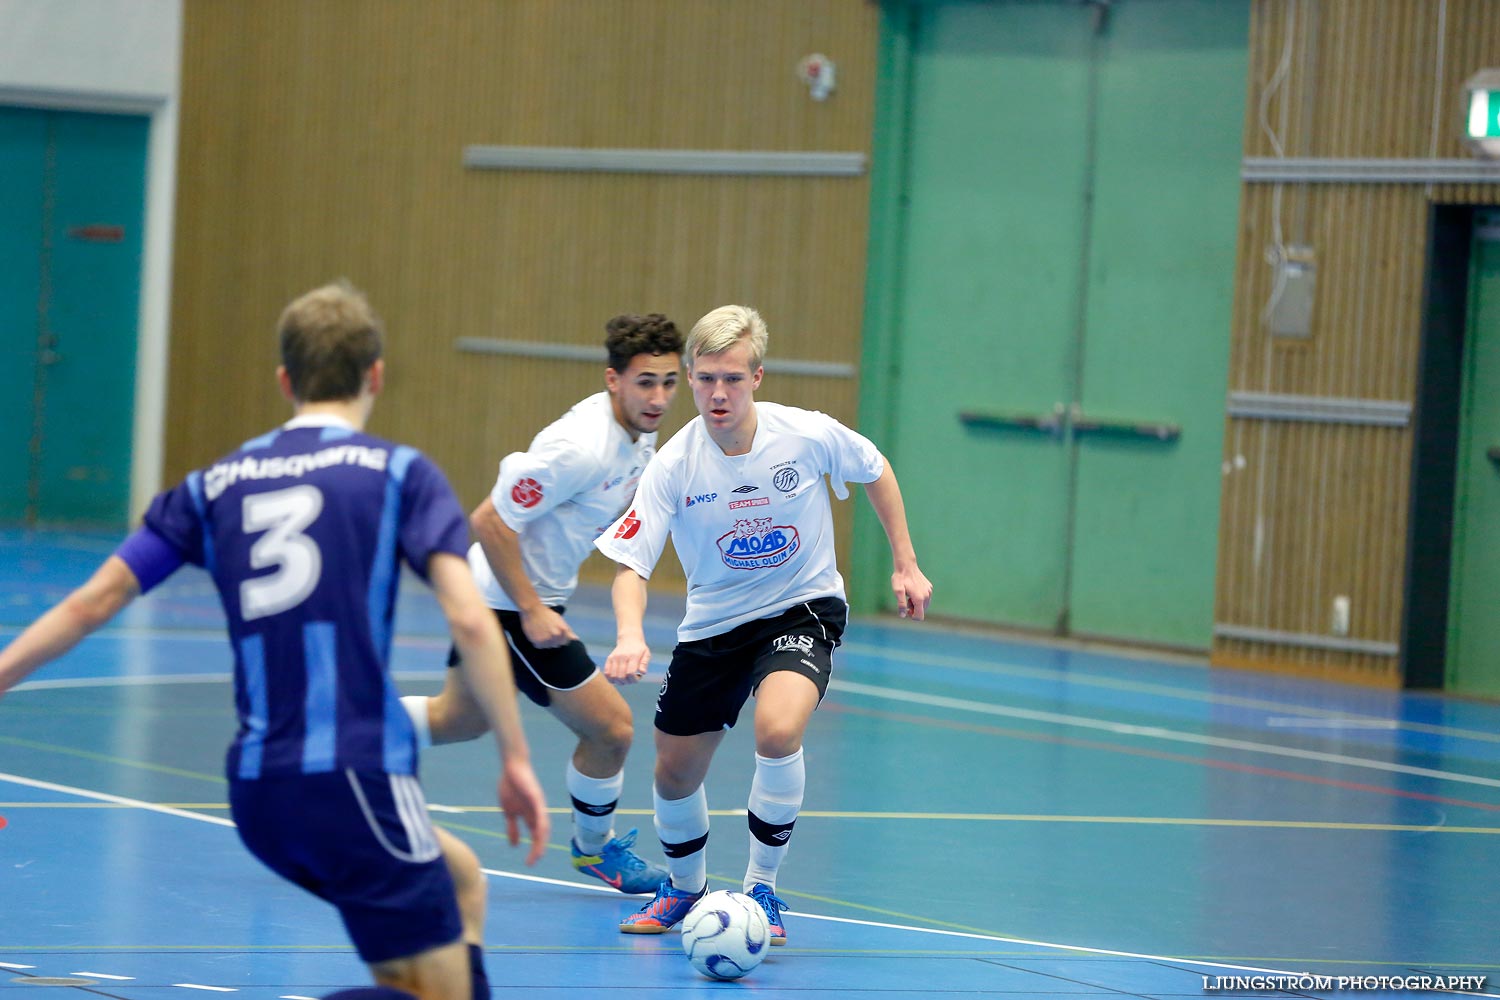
<box><xmin>1258</xmin><ymin>1</ymin><xmax>1297</xmax><ymax>326</ymax></box>
<box><xmin>1427</xmin><ymin>0</ymin><xmax>1449</xmax><ymax>196</ymax></box>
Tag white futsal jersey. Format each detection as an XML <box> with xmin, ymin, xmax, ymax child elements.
<box><xmin>471</xmin><ymin>391</ymin><xmax>654</xmax><ymax>611</ymax></box>
<box><xmin>595</xmin><ymin>401</ymin><xmax>884</xmax><ymax>642</ymax></box>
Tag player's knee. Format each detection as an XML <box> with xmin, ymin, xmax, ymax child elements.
<box><xmin>653</xmin><ymin>757</ymin><xmax>703</xmax><ymax>797</ymax></box>
<box><xmin>754</xmin><ymin>724</ymin><xmax>803</xmax><ymax>760</ymax></box>
<box><xmin>593</xmin><ymin>713</ymin><xmax>634</xmax><ymax>763</ymax></box>
<box><xmin>428</xmin><ymin>694</ymin><xmax>490</xmax><ymax>745</ymax></box>
<box><xmin>437</xmin><ymin>830</ymin><xmax>487</xmax><ymax>942</ymax></box>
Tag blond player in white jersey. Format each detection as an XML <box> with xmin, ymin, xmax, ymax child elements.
<box><xmin>594</xmin><ymin>305</ymin><xmax>932</xmax><ymax>944</ymax></box>
<box><xmin>404</xmin><ymin>314</ymin><xmax>682</xmax><ymax>895</ymax></box>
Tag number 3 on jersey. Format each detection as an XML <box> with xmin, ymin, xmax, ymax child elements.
<box><xmin>241</xmin><ymin>485</ymin><xmax>324</xmax><ymax>620</ymax></box>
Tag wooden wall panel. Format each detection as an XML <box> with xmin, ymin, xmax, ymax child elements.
<box><xmin>170</xmin><ymin>0</ymin><xmax>879</xmax><ymax>588</ymax></box>
<box><xmin>1217</xmin><ymin>0</ymin><xmax>1500</xmax><ymax>683</ymax></box>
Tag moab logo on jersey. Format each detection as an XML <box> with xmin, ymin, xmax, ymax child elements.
<box><xmin>717</xmin><ymin>518</ymin><xmax>799</xmax><ymax>570</ymax></box>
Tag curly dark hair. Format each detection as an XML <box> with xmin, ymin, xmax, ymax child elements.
<box><xmin>604</xmin><ymin>313</ymin><xmax>684</xmax><ymax>373</ymax></box>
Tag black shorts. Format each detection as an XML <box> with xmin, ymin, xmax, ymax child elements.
<box><xmin>446</xmin><ymin>606</ymin><xmax>597</xmax><ymax>708</ymax></box>
<box><xmin>655</xmin><ymin>597</ymin><xmax>847</xmax><ymax>737</ymax></box>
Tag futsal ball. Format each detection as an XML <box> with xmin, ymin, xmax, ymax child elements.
<box><xmin>680</xmin><ymin>889</ymin><xmax>771</xmax><ymax>980</ymax></box>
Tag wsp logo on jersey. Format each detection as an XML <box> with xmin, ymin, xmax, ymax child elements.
<box><xmin>684</xmin><ymin>493</ymin><xmax>719</xmax><ymax>507</ymax></box>
<box><xmin>717</xmin><ymin>519</ymin><xmax>800</xmax><ymax>570</ymax></box>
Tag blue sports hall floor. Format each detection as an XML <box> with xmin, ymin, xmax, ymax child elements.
<box><xmin>2</xmin><ymin>528</ymin><xmax>1497</xmax><ymax>999</ymax></box>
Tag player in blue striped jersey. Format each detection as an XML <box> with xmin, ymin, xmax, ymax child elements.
<box><xmin>0</xmin><ymin>283</ymin><xmax>549</xmax><ymax>1000</ymax></box>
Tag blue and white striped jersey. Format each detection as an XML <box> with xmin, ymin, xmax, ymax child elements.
<box><xmin>135</xmin><ymin>415</ymin><xmax>468</xmax><ymax>780</ymax></box>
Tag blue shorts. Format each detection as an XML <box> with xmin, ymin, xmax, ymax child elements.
<box><xmin>229</xmin><ymin>769</ymin><xmax>462</xmax><ymax>964</ymax></box>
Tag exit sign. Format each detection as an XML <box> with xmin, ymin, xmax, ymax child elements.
<box><xmin>1468</xmin><ymin>88</ymin><xmax>1500</xmax><ymax>140</ymax></box>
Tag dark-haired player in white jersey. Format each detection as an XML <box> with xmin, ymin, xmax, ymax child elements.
<box><xmin>403</xmin><ymin>314</ymin><xmax>681</xmax><ymax>894</ymax></box>
<box><xmin>0</xmin><ymin>283</ymin><xmax>549</xmax><ymax>1000</ymax></box>
<box><xmin>595</xmin><ymin>305</ymin><xmax>932</xmax><ymax>944</ymax></box>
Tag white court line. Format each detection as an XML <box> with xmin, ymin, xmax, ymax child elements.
<box><xmin>10</xmin><ymin>605</ymin><xmax>1496</xmax><ymax>744</ymax></box>
<box><xmin>839</xmin><ymin>639</ymin><xmax>1500</xmax><ymax>745</ymax></box>
<box><xmin>13</xmin><ymin>671</ymin><xmax>1498</xmax><ymax>791</ymax></box>
<box><xmin>11</xmin><ymin>664</ymin><xmax>1499</xmax><ymax>792</ymax></box>
<box><xmin>0</xmin><ymin>772</ymin><xmax>234</xmax><ymax>828</ymax></box>
<box><xmin>72</xmin><ymin>972</ymin><xmax>135</xmax><ymax>980</ymax></box>
<box><xmin>830</xmin><ymin>679</ymin><xmax>1500</xmax><ymax>791</ymax></box>
<box><xmin>12</xmin><ymin>672</ymin><xmax>231</xmax><ymax>691</ymax></box>
<box><xmin>0</xmin><ymin>771</ymin><xmax>1487</xmax><ymax>990</ymax></box>
<box><xmin>1267</xmin><ymin>717</ymin><xmax>1399</xmax><ymax>730</ymax></box>
<box><xmin>15</xmin><ymin>623</ymin><xmax>1497</xmax><ymax>746</ymax></box>
<box><xmin>476</xmin><ymin>866</ymin><xmax>1498</xmax><ymax>994</ymax></box>
<box><xmin>0</xmin><ymin>962</ymin><xmax>36</xmax><ymax>969</ymax></box>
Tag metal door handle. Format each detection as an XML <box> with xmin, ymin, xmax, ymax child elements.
<box><xmin>959</xmin><ymin>402</ymin><xmax>1065</xmax><ymax>437</ymax></box>
<box><xmin>1069</xmin><ymin>403</ymin><xmax>1179</xmax><ymax>442</ymax></box>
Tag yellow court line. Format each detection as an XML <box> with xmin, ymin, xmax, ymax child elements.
<box><xmin>437</xmin><ymin>806</ymin><xmax>1500</xmax><ymax>834</ymax></box>
<box><xmin>0</xmin><ymin>737</ymin><xmax>224</xmax><ymax>784</ymax></box>
<box><xmin>6</xmin><ymin>801</ymin><xmax>1500</xmax><ymax>834</ymax></box>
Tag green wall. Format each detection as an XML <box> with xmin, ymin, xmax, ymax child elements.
<box><xmin>856</xmin><ymin>0</ymin><xmax>1248</xmax><ymax>650</ymax></box>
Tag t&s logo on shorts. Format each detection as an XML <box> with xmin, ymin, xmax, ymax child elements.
<box><xmin>511</xmin><ymin>477</ymin><xmax>544</xmax><ymax>509</ymax></box>
<box><xmin>718</xmin><ymin>518</ymin><xmax>800</xmax><ymax>570</ymax></box>
<box><xmin>772</xmin><ymin>634</ymin><xmax>814</xmax><ymax>655</ymax></box>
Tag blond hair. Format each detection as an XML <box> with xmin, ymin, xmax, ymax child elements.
<box><xmin>684</xmin><ymin>305</ymin><xmax>768</xmax><ymax>370</ymax></box>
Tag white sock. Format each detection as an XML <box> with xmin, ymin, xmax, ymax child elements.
<box><xmin>654</xmin><ymin>784</ymin><xmax>709</xmax><ymax>894</ymax></box>
<box><xmin>567</xmin><ymin>760</ymin><xmax>623</xmax><ymax>854</ymax></box>
<box><xmin>744</xmin><ymin>748</ymin><xmax>804</xmax><ymax>892</ymax></box>
<box><xmin>401</xmin><ymin>695</ymin><xmax>432</xmax><ymax>751</ymax></box>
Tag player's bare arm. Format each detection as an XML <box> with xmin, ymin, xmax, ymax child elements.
<box><xmin>469</xmin><ymin>498</ymin><xmax>576</xmax><ymax>649</ymax></box>
<box><xmin>428</xmin><ymin>550</ymin><xmax>551</xmax><ymax>863</ymax></box>
<box><xmin>862</xmin><ymin>458</ymin><xmax>933</xmax><ymax>621</ymax></box>
<box><xmin>604</xmin><ymin>564</ymin><xmax>652</xmax><ymax>684</ymax></box>
<box><xmin>0</xmin><ymin>555</ymin><xmax>141</xmax><ymax>697</ymax></box>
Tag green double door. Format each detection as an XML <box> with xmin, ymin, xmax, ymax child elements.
<box><xmin>0</xmin><ymin>106</ymin><xmax>147</xmax><ymax>526</ymax></box>
<box><xmin>1448</xmin><ymin>218</ymin><xmax>1500</xmax><ymax>694</ymax></box>
<box><xmin>877</xmin><ymin>1</ymin><xmax>1246</xmax><ymax>647</ymax></box>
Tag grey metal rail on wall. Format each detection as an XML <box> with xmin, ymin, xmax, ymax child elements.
<box><xmin>462</xmin><ymin>146</ymin><xmax>867</xmax><ymax>177</ymax></box>
<box><xmin>958</xmin><ymin>405</ymin><xmax>1180</xmax><ymax>442</ymax></box>
<box><xmin>456</xmin><ymin>337</ymin><xmax>856</xmax><ymax>379</ymax></box>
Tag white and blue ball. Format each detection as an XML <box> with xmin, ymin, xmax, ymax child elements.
<box><xmin>680</xmin><ymin>889</ymin><xmax>771</xmax><ymax>980</ymax></box>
